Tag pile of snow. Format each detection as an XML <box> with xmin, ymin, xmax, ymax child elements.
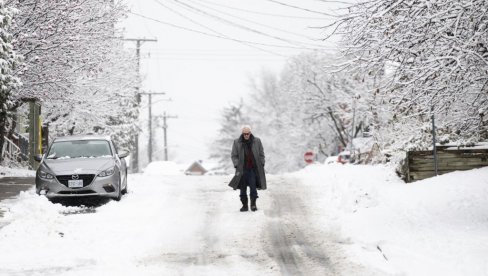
<box><xmin>142</xmin><ymin>161</ymin><xmax>185</xmax><ymax>176</ymax></box>
<box><xmin>0</xmin><ymin>166</ymin><xmax>35</xmax><ymax>178</ymax></box>
<box><xmin>290</xmin><ymin>164</ymin><xmax>488</xmax><ymax>275</ymax></box>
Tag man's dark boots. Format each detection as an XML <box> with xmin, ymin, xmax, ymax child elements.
<box><xmin>250</xmin><ymin>197</ymin><xmax>258</xmax><ymax>212</ymax></box>
<box><xmin>240</xmin><ymin>197</ymin><xmax>249</xmax><ymax>212</ymax></box>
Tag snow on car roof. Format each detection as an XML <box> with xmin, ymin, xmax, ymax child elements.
<box><xmin>53</xmin><ymin>134</ymin><xmax>111</xmax><ymax>142</ymax></box>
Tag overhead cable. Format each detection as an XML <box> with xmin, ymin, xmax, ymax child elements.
<box><xmin>153</xmin><ymin>0</ymin><xmax>287</xmax><ymax>57</ymax></box>
<box><xmin>170</xmin><ymin>0</ymin><xmax>321</xmax><ymax>49</ymax></box>
<box><xmin>265</xmin><ymin>0</ymin><xmax>338</xmax><ymax>17</ymax></box>
<box><xmin>185</xmin><ymin>0</ymin><xmax>320</xmax><ymax>42</ymax></box>
<box><xmin>194</xmin><ymin>0</ymin><xmax>327</xmax><ymax>20</ymax></box>
<box><xmin>128</xmin><ymin>11</ymin><xmax>321</xmax><ymax>51</ymax></box>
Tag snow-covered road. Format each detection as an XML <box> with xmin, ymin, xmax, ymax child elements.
<box><xmin>1</xmin><ymin>163</ymin><xmax>487</xmax><ymax>275</ymax></box>
<box><xmin>0</xmin><ymin>170</ymin><xmax>374</xmax><ymax>276</ymax></box>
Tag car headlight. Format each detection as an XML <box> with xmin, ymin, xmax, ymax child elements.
<box><xmin>98</xmin><ymin>167</ymin><xmax>115</xmax><ymax>177</ymax></box>
<box><xmin>39</xmin><ymin>170</ymin><xmax>54</xmax><ymax>179</ymax></box>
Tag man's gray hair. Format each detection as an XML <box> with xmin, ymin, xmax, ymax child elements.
<box><xmin>241</xmin><ymin>125</ymin><xmax>252</xmax><ymax>132</ymax></box>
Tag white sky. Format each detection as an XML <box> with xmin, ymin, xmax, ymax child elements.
<box><xmin>120</xmin><ymin>0</ymin><xmax>342</xmax><ymax>166</ymax></box>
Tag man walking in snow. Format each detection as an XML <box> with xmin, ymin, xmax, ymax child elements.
<box><xmin>229</xmin><ymin>125</ymin><xmax>267</xmax><ymax>212</ymax></box>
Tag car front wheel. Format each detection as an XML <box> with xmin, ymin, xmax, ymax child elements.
<box><xmin>121</xmin><ymin>172</ymin><xmax>128</xmax><ymax>195</ymax></box>
<box><xmin>114</xmin><ymin>179</ymin><xmax>122</xmax><ymax>201</ymax></box>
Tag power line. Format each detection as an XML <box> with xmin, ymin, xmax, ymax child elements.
<box><xmin>312</xmin><ymin>0</ymin><xmax>352</xmax><ymax>4</ymax></box>
<box><xmin>184</xmin><ymin>0</ymin><xmax>320</xmax><ymax>42</ymax></box>
<box><xmin>152</xmin><ymin>0</ymin><xmax>287</xmax><ymax>57</ymax></box>
<box><xmin>128</xmin><ymin>11</ymin><xmax>321</xmax><ymax>50</ymax></box>
<box><xmin>194</xmin><ymin>0</ymin><xmax>327</xmax><ymax>19</ymax></box>
<box><xmin>141</xmin><ymin>56</ymin><xmax>284</xmax><ymax>61</ymax></box>
<box><xmin>169</xmin><ymin>0</ymin><xmax>322</xmax><ymax>49</ymax></box>
<box><xmin>265</xmin><ymin>0</ymin><xmax>338</xmax><ymax>16</ymax></box>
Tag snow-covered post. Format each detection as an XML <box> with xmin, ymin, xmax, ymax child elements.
<box><xmin>431</xmin><ymin>105</ymin><xmax>438</xmax><ymax>176</ymax></box>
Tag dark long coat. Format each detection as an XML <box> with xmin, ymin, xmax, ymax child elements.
<box><xmin>228</xmin><ymin>135</ymin><xmax>267</xmax><ymax>190</ymax></box>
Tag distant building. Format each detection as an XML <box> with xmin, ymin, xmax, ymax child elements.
<box><xmin>185</xmin><ymin>161</ymin><xmax>207</xmax><ymax>175</ymax></box>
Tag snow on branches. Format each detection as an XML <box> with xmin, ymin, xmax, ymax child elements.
<box><xmin>209</xmin><ymin>100</ymin><xmax>249</xmax><ymax>173</ymax></box>
<box><xmin>327</xmin><ymin>0</ymin><xmax>488</xmax><ymax>150</ymax></box>
<box><xmin>0</xmin><ymin>0</ymin><xmax>21</xmax><ymax>162</ymax></box>
<box><xmin>3</xmin><ymin>0</ymin><xmax>138</xmax><ymax>151</ymax></box>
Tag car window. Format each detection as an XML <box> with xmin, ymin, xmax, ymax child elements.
<box><xmin>46</xmin><ymin>140</ymin><xmax>113</xmax><ymax>159</ymax></box>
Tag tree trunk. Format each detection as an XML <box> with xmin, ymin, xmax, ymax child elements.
<box><xmin>327</xmin><ymin>107</ymin><xmax>348</xmax><ymax>148</ymax></box>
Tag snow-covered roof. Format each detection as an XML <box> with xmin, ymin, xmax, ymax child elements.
<box><xmin>54</xmin><ymin>134</ymin><xmax>111</xmax><ymax>142</ymax></box>
<box><xmin>185</xmin><ymin>161</ymin><xmax>207</xmax><ymax>174</ymax></box>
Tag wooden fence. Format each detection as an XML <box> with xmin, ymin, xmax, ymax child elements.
<box><xmin>406</xmin><ymin>147</ymin><xmax>488</xmax><ymax>182</ymax></box>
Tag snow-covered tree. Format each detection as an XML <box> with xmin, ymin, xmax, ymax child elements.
<box><xmin>209</xmin><ymin>100</ymin><xmax>249</xmax><ymax>173</ymax></box>
<box><xmin>244</xmin><ymin>68</ymin><xmax>329</xmax><ymax>173</ymax></box>
<box><xmin>7</xmin><ymin>0</ymin><xmax>128</xmax><ymax>101</ymax></box>
<box><xmin>212</xmin><ymin>51</ymin><xmax>373</xmax><ymax>173</ymax></box>
<box><xmin>0</xmin><ymin>1</ymin><xmax>21</xmax><ymax>162</ymax></box>
<box><xmin>283</xmin><ymin>53</ymin><xmax>372</xmax><ymax>151</ymax></box>
<box><xmin>4</xmin><ymin>0</ymin><xmax>138</xmax><ymax>150</ymax></box>
<box><xmin>43</xmin><ymin>42</ymin><xmax>138</xmax><ymax>151</ymax></box>
<box><xmin>326</xmin><ymin>0</ymin><xmax>488</xmax><ymax>152</ymax></box>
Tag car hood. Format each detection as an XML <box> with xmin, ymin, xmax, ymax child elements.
<box><xmin>42</xmin><ymin>157</ymin><xmax>114</xmax><ymax>175</ymax></box>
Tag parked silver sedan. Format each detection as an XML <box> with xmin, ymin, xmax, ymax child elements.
<box><xmin>35</xmin><ymin>135</ymin><xmax>129</xmax><ymax>201</ymax></box>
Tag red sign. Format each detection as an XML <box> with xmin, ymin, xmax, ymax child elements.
<box><xmin>304</xmin><ymin>151</ymin><xmax>314</xmax><ymax>164</ymax></box>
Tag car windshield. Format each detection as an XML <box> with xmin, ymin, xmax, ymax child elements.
<box><xmin>46</xmin><ymin>140</ymin><xmax>112</xmax><ymax>159</ymax></box>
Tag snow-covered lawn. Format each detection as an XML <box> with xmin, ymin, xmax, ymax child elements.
<box><xmin>0</xmin><ymin>162</ymin><xmax>487</xmax><ymax>275</ymax></box>
<box><xmin>291</xmin><ymin>164</ymin><xmax>488</xmax><ymax>275</ymax></box>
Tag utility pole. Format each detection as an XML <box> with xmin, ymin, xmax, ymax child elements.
<box><xmin>28</xmin><ymin>100</ymin><xmax>41</xmax><ymax>169</ymax></box>
<box><xmin>139</xmin><ymin>92</ymin><xmax>166</xmax><ymax>163</ymax></box>
<box><xmin>123</xmin><ymin>37</ymin><xmax>157</xmax><ymax>173</ymax></box>
<box><xmin>162</xmin><ymin>112</ymin><xmax>178</xmax><ymax>161</ymax></box>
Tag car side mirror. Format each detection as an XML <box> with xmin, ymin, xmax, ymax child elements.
<box><xmin>118</xmin><ymin>151</ymin><xmax>129</xmax><ymax>159</ymax></box>
<box><xmin>34</xmin><ymin>154</ymin><xmax>43</xmax><ymax>162</ymax></box>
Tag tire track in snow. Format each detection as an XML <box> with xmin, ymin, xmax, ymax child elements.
<box><xmin>195</xmin><ymin>185</ymin><xmax>268</xmax><ymax>266</ymax></box>
<box><xmin>196</xmin><ymin>187</ymin><xmax>221</xmax><ymax>266</ymax></box>
<box><xmin>264</xmin><ymin>176</ymin><xmax>336</xmax><ymax>276</ymax></box>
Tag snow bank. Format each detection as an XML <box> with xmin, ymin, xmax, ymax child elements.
<box><xmin>142</xmin><ymin>161</ymin><xmax>185</xmax><ymax>176</ymax></box>
<box><xmin>290</xmin><ymin>164</ymin><xmax>488</xmax><ymax>275</ymax></box>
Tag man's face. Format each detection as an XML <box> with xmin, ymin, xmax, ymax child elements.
<box><xmin>242</xmin><ymin>130</ymin><xmax>251</xmax><ymax>140</ymax></box>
